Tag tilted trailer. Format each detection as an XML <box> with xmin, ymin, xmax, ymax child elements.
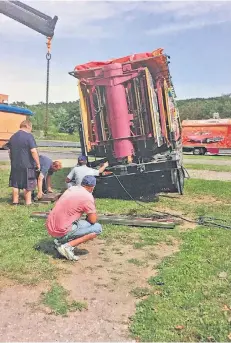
<box><xmin>69</xmin><ymin>49</ymin><xmax>185</xmax><ymax>201</ymax></box>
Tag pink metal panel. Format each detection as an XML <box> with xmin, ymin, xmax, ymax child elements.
<box><xmin>79</xmin><ymin>63</ymin><xmax>144</xmax><ymax>159</ymax></box>
<box><xmin>103</xmin><ymin>64</ymin><xmax>133</xmax><ymax>158</ymax></box>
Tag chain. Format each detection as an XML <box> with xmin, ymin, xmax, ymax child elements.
<box><xmin>44</xmin><ymin>37</ymin><xmax>52</xmax><ymax>137</ymax></box>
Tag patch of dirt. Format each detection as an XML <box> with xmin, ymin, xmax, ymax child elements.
<box><xmin>0</xmin><ymin>277</ymin><xmax>15</xmax><ymax>290</ymax></box>
<box><xmin>0</xmin><ymin>237</ymin><xmax>179</xmax><ymax>342</ymax></box>
<box><xmin>184</xmin><ymin>158</ymin><xmax>231</xmax><ymax>166</ymax></box>
<box><xmin>0</xmin><ymin>165</ymin><xmax>9</xmax><ymax>170</ymax></box>
<box><xmin>187</xmin><ymin>169</ymin><xmax>231</xmax><ymax>181</ymax></box>
<box><xmin>178</xmin><ymin>194</ymin><xmax>224</xmax><ymax>205</ymax></box>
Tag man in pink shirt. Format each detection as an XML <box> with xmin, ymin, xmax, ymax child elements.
<box><xmin>46</xmin><ymin>175</ymin><xmax>102</xmax><ymax>261</ymax></box>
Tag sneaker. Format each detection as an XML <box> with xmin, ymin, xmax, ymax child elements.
<box><xmin>54</xmin><ymin>239</ymin><xmax>61</xmax><ymax>247</ymax></box>
<box><xmin>56</xmin><ymin>243</ymin><xmax>79</xmax><ymax>261</ymax></box>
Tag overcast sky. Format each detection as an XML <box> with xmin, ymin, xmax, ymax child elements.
<box><xmin>0</xmin><ymin>0</ymin><xmax>231</xmax><ymax>104</ymax></box>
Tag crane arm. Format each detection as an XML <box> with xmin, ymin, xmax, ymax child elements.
<box><xmin>0</xmin><ymin>0</ymin><xmax>58</xmax><ymax>37</ymax></box>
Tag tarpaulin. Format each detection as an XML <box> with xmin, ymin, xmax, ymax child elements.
<box><xmin>0</xmin><ymin>104</ymin><xmax>33</xmax><ymax>116</ymax></box>
<box><xmin>75</xmin><ymin>48</ymin><xmax>164</xmax><ymax>71</ymax></box>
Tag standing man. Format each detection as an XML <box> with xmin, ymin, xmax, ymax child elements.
<box><xmin>36</xmin><ymin>155</ymin><xmax>62</xmax><ymax>199</ymax></box>
<box><xmin>7</xmin><ymin>120</ymin><xmax>40</xmax><ymax>205</ymax></box>
<box><xmin>65</xmin><ymin>155</ymin><xmax>108</xmax><ymax>188</ymax></box>
<box><xmin>46</xmin><ymin>175</ymin><xmax>102</xmax><ymax>261</ymax></box>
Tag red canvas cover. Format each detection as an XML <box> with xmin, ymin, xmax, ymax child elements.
<box><xmin>75</xmin><ymin>48</ymin><xmax>164</xmax><ymax>71</ymax></box>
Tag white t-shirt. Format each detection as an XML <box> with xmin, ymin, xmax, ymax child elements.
<box><xmin>67</xmin><ymin>165</ymin><xmax>100</xmax><ymax>186</ymax></box>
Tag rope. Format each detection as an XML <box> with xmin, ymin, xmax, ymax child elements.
<box><xmin>44</xmin><ymin>37</ymin><xmax>52</xmax><ymax>137</ymax></box>
<box><xmin>112</xmin><ymin>172</ymin><xmax>231</xmax><ymax>229</ymax></box>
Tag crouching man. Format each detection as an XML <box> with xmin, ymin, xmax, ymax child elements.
<box><xmin>46</xmin><ymin>175</ymin><xmax>102</xmax><ymax>261</ymax></box>
<box><xmin>37</xmin><ymin>155</ymin><xmax>62</xmax><ymax>199</ymax></box>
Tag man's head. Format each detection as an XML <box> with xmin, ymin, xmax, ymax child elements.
<box><xmin>20</xmin><ymin>120</ymin><xmax>32</xmax><ymax>132</ymax></box>
<box><xmin>78</xmin><ymin>155</ymin><xmax>87</xmax><ymax>165</ymax></box>
<box><xmin>81</xmin><ymin>175</ymin><xmax>96</xmax><ymax>193</ymax></box>
<box><xmin>52</xmin><ymin>160</ymin><xmax>62</xmax><ymax>172</ymax></box>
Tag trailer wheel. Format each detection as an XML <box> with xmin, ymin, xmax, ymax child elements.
<box><xmin>176</xmin><ymin>168</ymin><xmax>184</xmax><ymax>195</ymax></box>
<box><xmin>193</xmin><ymin>148</ymin><xmax>201</xmax><ymax>155</ymax></box>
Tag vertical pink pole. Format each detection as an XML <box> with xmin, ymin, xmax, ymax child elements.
<box><xmin>104</xmin><ymin>64</ymin><xmax>134</xmax><ymax>159</ymax></box>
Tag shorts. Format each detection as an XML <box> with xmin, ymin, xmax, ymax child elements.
<box><xmin>9</xmin><ymin>167</ymin><xmax>37</xmax><ymax>191</ymax></box>
<box><xmin>56</xmin><ymin>220</ymin><xmax>102</xmax><ymax>244</ymax></box>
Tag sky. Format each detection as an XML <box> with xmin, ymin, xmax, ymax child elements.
<box><xmin>0</xmin><ymin>0</ymin><xmax>231</xmax><ymax>104</ymax></box>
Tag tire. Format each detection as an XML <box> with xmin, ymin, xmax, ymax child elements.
<box><xmin>172</xmin><ymin>168</ymin><xmax>185</xmax><ymax>195</ymax></box>
<box><xmin>193</xmin><ymin>148</ymin><xmax>201</xmax><ymax>155</ymax></box>
<box><xmin>176</xmin><ymin>168</ymin><xmax>184</xmax><ymax>195</ymax></box>
<box><xmin>193</xmin><ymin>147</ymin><xmax>206</xmax><ymax>155</ymax></box>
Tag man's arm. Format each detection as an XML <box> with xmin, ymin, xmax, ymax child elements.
<box><xmin>28</xmin><ymin>135</ymin><xmax>40</xmax><ymax>169</ymax></box>
<box><xmin>86</xmin><ymin>213</ymin><xmax>97</xmax><ymax>224</ymax></box>
<box><xmin>66</xmin><ymin>168</ymin><xmax>75</xmax><ymax>183</ymax></box>
<box><xmin>84</xmin><ymin>199</ymin><xmax>97</xmax><ymax>224</ymax></box>
<box><xmin>46</xmin><ymin>174</ymin><xmax>52</xmax><ymax>192</ymax></box>
<box><xmin>37</xmin><ymin>173</ymin><xmax>44</xmax><ymax>199</ymax></box>
<box><xmin>98</xmin><ymin>161</ymin><xmax>109</xmax><ymax>174</ymax></box>
<box><xmin>31</xmin><ymin>148</ymin><xmax>40</xmax><ymax>169</ymax></box>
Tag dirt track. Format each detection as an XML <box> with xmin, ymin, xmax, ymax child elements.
<box><xmin>184</xmin><ymin>157</ymin><xmax>231</xmax><ymax>166</ymax></box>
<box><xmin>186</xmin><ymin>169</ymin><xmax>231</xmax><ymax>181</ymax></box>
<box><xmin>0</xmin><ymin>239</ymin><xmax>179</xmax><ymax>342</ymax></box>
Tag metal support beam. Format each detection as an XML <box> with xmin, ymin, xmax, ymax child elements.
<box><xmin>0</xmin><ymin>1</ymin><xmax>58</xmax><ymax>37</ymax></box>
<box><xmin>31</xmin><ymin>211</ymin><xmax>179</xmax><ymax>229</ymax></box>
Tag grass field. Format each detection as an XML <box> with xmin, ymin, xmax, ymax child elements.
<box><xmin>184</xmin><ymin>163</ymin><xmax>231</xmax><ymax>172</ymax></box>
<box><xmin>1</xmin><ymin>165</ymin><xmax>231</xmax><ymax>341</ymax></box>
<box><xmin>34</xmin><ymin>132</ymin><xmax>79</xmax><ymax>142</ymax></box>
<box><xmin>184</xmin><ymin>154</ymin><xmax>231</xmax><ymax>161</ymax></box>
<box><xmin>38</xmin><ymin>147</ymin><xmax>79</xmax><ymax>152</ymax></box>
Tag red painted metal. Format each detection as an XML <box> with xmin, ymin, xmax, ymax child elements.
<box><xmin>104</xmin><ymin>64</ymin><xmax>134</xmax><ymax>158</ymax></box>
<box><xmin>182</xmin><ymin>119</ymin><xmax>231</xmax><ymax>155</ymax></box>
<box><xmin>80</xmin><ymin>63</ymin><xmax>143</xmax><ymax>159</ymax></box>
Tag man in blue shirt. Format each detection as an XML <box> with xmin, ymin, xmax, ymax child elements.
<box><xmin>7</xmin><ymin>120</ymin><xmax>40</xmax><ymax>205</ymax></box>
<box><xmin>36</xmin><ymin>155</ymin><xmax>62</xmax><ymax>199</ymax></box>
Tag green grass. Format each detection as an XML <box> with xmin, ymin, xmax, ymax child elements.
<box><xmin>128</xmin><ymin>258</ymin><xmax>147</xmax><ymax>266</ymax></box>
<box><xmin>1</xmin><ymin>165</ymin><xmax>231</xmax><ymax>340</ymax></box>
<box><xmin>182</xmin><ymin>178</ymin><xmax>231</xmax><ymax>202</ymax></box>
<box><xmin>38</xmin><ymin>147</ymin><xmax>79</xmax><ymax>152</ymax></box>
<box><xmin>130</xmin><ymin>287</ymin><xmax>151</xmax><ymax>298</ymax></box>
<box><xmin>185</xmin><ymin>163</ymin><xmax>231</xmax><ymax>172</ymax></box>
<box><xmin>184</xmin><ymin>154</ymin><xmax>231</xmax><ymax>161</ymax></box>
<box><xmin>34</xmin><ymin>132</ymin><xmax>79</xmax><ymax>142</ymax></box>
<box><xmin>41</xmin><ymin>283</ymin><xmax>87</xmax><ymax>316</ymax></box>
<box><xmin>130</xmin><ymin>227</ymin><xmax>231</xmax><ymax>342</ymax></box>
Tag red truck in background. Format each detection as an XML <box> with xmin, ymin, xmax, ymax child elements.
<box><xmin>182</xmin><ymin>119</ymin><xmax>231</xmax><ymax>155</ymax></box>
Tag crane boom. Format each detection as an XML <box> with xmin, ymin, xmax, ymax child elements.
<box><xmin>0</xmin><ymin>0</ymin><xmax>58</xmax><ymax>37</ymax></box>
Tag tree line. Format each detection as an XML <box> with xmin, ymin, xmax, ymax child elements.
<box><xmin>11</xmin><ymin>94</ymin><xmax>231</xmax><ymax>135</ymax></box>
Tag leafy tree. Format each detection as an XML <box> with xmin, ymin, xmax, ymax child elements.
<box><xmin>8</xmin><ymin>94</ymin><xmax>231</xmax><ymax>134</ymax></box>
